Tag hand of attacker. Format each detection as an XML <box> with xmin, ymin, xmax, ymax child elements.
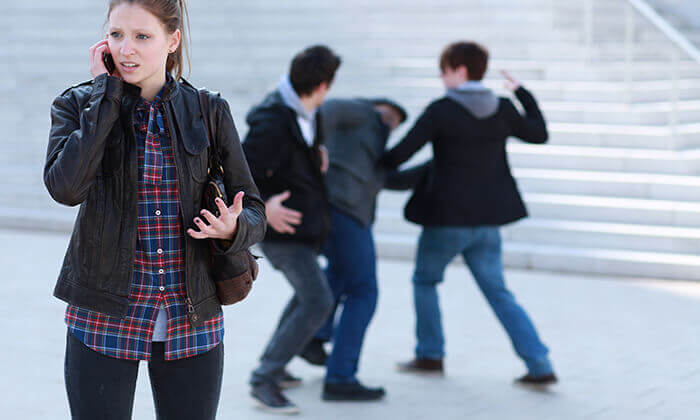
<box><xmin>265</xmin><ymin>190</ymin><xmax>303</xmax><ymax>234</ymax></box>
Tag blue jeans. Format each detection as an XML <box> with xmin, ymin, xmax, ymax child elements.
<box><xmin>413</xmin><ymin>226</ymin><xmax>553</xmax><ymax>376</ymax></box>
<box><xmin>251</xmin><ymin>241</ymin><xmax>335</xmax><ymax>386</ymax></box>
<box><xmin>316</xmin><ymin>208</ymin><xmax>379</xmax><ymax>384</ymax></box>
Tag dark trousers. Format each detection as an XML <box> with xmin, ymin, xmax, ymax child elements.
<box><xmin>64</xmin><ymin>330</ymin><xmax>224</xmax><ymax>420</ymax></box>
<box><xmin>250</xmin><ymin>241</ymin><xmax>335</xmax><ymax>386</ymax></box>
<box><xmin>316</xmin><ymin>208</ymin><xmax>379</xmax><ymax>384</ymax></box>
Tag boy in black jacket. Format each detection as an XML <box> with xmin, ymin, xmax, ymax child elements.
<box><xmin>385</xmin><ymin>41</ymin><xmax>557</xmax><ymax>386</ymax></box>
<box><xmin>243</xmin><ymin>45</ymin><xmax>341</xmax><ymax>414</ymax></box>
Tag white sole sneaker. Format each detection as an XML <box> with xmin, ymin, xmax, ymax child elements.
<box><xmin>251</xmin><ymin>396</ymin><xmax>301</xmax><ymax>415</ymax></box>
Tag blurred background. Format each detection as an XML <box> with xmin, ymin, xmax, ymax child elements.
<box><xmin>3</xmin><ymin>0</ymin><xmax>700</xmax><ymax>279</ymax></box>
<box><xmin>2</xmin><ymin>0</ymin><xmax>700</xmax><ymax>419</ymax></box>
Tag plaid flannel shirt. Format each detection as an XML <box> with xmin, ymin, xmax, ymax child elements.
<box><xmin>66</xmin><ymin>79</ymin><xmax>224</xmax><ymax>361</ymax></box>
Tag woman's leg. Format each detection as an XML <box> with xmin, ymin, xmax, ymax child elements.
<box><xmin>148</xmin><ymin>341</ymin><xmax>224</xmax><ymax>420</ymax></box>
<box><xmin>64</xmin><ymin>330</ymin><xmax>139</xmax><ymax>420</ymax></box>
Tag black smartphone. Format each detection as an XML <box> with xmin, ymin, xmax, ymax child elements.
<box><xmin>102</xmin><ymin>51</ymin><xmax>116</xmax><ymax>74</ymax></box>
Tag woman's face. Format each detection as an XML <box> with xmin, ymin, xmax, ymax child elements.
<box><xmin>107</xmin><ymin>3</ymin><xmax>180</xmax><ymax>89</ymax></box>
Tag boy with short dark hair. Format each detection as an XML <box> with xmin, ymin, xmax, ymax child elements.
<box><xmin>385</xmin><ymin>41</ymin><xmax>558</xmax><ymax>387</ymax></box>
<box><xmin>243</xmin><ymin>45</ymin><xmax>341</xmax><ymax>414</ymax></box>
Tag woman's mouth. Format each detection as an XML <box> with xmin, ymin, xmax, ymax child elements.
<box><xmin>120</xmin><ymin>62</ymin><xmax>139</xmax><ymax>73</ymax></box>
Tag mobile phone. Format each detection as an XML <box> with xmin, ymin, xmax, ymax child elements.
<box><xmin>102</xmin><ymin>51</ymin><xmax>116</xmax><ymax>75</ymax></box>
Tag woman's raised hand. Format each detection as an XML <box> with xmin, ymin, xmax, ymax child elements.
<box><xmin>188</xmin><ymin>191</ymin><xmax>245</xmax><ymax>240</ymax></box>
<box><xmin>89</xmin><ymin>39</ymin><xmax>121</xmax><ymax>79</ymax></box>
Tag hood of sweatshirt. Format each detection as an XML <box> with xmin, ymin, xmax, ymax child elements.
<box><xmin>445</xmin><ymin>81</ymin><xmax>499</xmax><ymax>119</ymax></box>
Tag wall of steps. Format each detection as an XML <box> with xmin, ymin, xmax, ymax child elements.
<box><xmin>2</xmin><ymin>0</ymin><xmax>700</xmax><ymax>279</ymax></box>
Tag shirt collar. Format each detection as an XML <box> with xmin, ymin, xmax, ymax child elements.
<box><xmin>454</xmin><ymin>80</ymin><xmax>488</xmax><ymax>92</ymax></box>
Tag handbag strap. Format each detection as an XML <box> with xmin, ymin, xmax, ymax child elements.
<box><xmin>198</xmin><ymin>89</ymin><xmax>224</xmax><ymax>176</ymax></box>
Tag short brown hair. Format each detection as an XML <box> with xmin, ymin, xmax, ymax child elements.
<box><xmin>439</xmin><ymin>41</ymin><xmax>489</xmax><ymax>81</ymax></box>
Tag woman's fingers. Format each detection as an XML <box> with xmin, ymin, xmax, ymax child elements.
<box><xmin>187</xmin><ymin>227</ymin><xmax>207</xmax><ymax>239</ymax></box>
<box><xmin>199</xmin><ymin>209</ymin><xmax>222</xmax><ymax>228</ymax></box>
<box><xmin>192</xmin><ymin>217</ymin><xmax>215</xmax><ymax>236</ymax></box>
<box><xmin>90</xmin><ymin>41</ymin><xmax>110</xmax><ymax>78</ymax></box>
<box><xmin>230</xmin><ymin>191</ymin><xmax>244</xmax><ymax>217</ymax></box>
<box><xmin>214</xmin><ymin>197</ymin><xmax>229</xmax><ymax>220</ymax></box>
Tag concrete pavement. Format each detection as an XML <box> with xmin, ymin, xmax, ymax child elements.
<box><xmin>0</xmin><ymin>228</ymin><xmax>698</xmax><ymax>419</ymax></box>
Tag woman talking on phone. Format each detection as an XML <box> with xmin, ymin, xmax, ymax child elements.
<box><xmin>44</xmin><ymin>1</ymin><xmax>265</xmax><ymax>418</ymax></box>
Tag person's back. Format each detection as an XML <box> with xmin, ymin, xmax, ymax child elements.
<box><xmin>385</xmin><ymin>84</ymin><xmax>547</xmax><ymax>226</ymax></box>
<box><xmin>388</xmin><ymin>41</ymin><xmax>558</xmax><ymax>388</ymax></box>
<box><xmin>321</xmin><ymin>97</ymin><xmax>407</xmax><ymax>227</ymax></box>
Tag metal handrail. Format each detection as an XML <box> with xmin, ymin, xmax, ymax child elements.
<box><xmin>579</xmin><ymin>0</ymin><xmax>700</xmax><ymax>138</ymax></box>
<box><xmin>625</xmin><ymin>0</ymin><xmax>700</xmax><ymax>64</ymax></box>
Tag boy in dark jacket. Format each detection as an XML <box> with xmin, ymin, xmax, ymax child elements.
<box><xmin>243</xmin><ymin>45</ymin><xmax>341</xmax><ymax>414</ymax></box>
<box><xmin>385</xmin><ymin>41</ymin><xmax>557</xmax><ymax>386</ymax></box>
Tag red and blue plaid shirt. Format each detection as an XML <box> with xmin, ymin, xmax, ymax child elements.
<box><xmin>66</xmin><ymin>79</ymin><xmax>224</xmax><ymax>361</ymax></box>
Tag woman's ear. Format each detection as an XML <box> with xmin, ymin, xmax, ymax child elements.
<box><xmin>168</xmin><ymin>28</ymin><xmax>181</xmax><ymax>53</ymax></box>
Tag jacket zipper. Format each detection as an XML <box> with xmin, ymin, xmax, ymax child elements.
<box><xmin>163</xmin><ymin>100</ymin><xmax>198</xmax><ymax>324</ymax></box>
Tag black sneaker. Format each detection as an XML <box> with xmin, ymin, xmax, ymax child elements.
<box><xmin>278</xmin><ymin>370</ymin><xmax>303</xmax><ymax>389</ymax></box>
<box><xmin>251</xmin><ymin>382</ymin><xmax>300</xmax><ymax>415</ymax></box>
<box><xmin>299</xmin><ymin>338</ymin><xmax>328</xmax><ymax>366</ymax></box>
<box><xmin>322</xmin><ymin>382</ymin><xmax>386</xmax><ymax>402</ymax></box>
<box><xmin>514</xmin><ymin>373</ymin><xmax>558</xmax><ymax>388</ymax></box>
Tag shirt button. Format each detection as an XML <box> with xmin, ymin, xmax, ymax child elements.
<box><xmin>158</xmin><ymin>269</ymin><xmax>164</xmax><ymax>274</ymax></box>
<box><xmin>157</xmin><ymin>248</ymin><xmax>163</xmax><ymax>254</ymax></box>
<box><xmin>159</xmin><ymin>286</ymin><xmax>165</xmax><ymax>292</ymax></box>
<box><xmin>155</xmin><ymin>209</ymin><xmax>162</xmax><ymax>216</ymax></box>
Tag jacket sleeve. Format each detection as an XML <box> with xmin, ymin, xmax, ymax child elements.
<box><xmin>383</xmin><ymin>160</ymin><xmax>433</xmax><ymax>191</ymax></box>
<box><xmin>506</xmin><ymin>86</ymin><xmax>548</xmax><ymax>144</ymax></box>
<box><xmin>44</xmin><ymin>74</ymin><xmax>123</xmax><ymax>206</ymax></box>
<box><xmin>381</xmin><ymin>105</ymin><xmax>436</xmax><ymax>169</ymax></box>
<box><xmin>241</xmin><ymin>114</ymin><xmax>291</xmax><ymax>201</ymax></box>
<box><xmin>210</xmin><ymin>97</ymin><xmax>267</xmax><ymax>257</ymax></box>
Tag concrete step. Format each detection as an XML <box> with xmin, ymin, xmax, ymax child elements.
<box><xmin>392</xmin><ymin>77</ymin><xmax>700</xmax><ymax>103</ymax></box>
<box><xmin>546</xmin><ymin>122</ymin><xmax>700</xmax><ymax>150</ymax></box>
<box><xmin>507</xmin><ymin>144</ymin><xmax>700</xmax><ymax>175</ymax></box>
<box><xmin>376</xmin><ymin>190</ymin><xmax>700</xmax><ymax>228</ymax></box>
<box><xmin>397</xmin><ymin>98</ymin><xmax>700</xmax><ymax>125</ymax></box>
<box><xmin>378</xmin><ymin>58</ymin><xmax>700</xmax><ymax>81</ymax></box>
<box><xmin>375</xmin><ymin>231</ymin><xmax>700</xmax><ymax>281</ymax></box>
<box><xmin>513</xmin><ymin>168</ymin><xmax>700</xmax><ymax>202</ymax></box>
<box><xmin>374</xmin><ymin>212</ymin><xmax>700</xmax><ymax>255</ymax></box>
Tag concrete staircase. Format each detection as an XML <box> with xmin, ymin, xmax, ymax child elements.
<box><xmin>3</xmin><ymin>0</ymin><xmax>700</xmax><ymax>280</ymax></box>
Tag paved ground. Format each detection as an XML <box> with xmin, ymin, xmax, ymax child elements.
<box><xmin>1</xmin><ymin>228</ymin><xmax>698</xmax><ymax>419</ymax></box>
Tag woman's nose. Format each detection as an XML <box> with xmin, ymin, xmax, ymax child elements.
<box><xmin>120</xmin><ymin>40</ymin><xmax>135</xmax><ymax>56</ymax></box>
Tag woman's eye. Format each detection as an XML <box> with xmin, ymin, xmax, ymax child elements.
<box><xmin>110</xmin><ymin>32</ymin><xmax>121</xmax><ymax>39</ymax></box>
<box><xmin>137</xmin><ymin>34</ymin><xmax>150</xmax><ymax>40</ymax></box>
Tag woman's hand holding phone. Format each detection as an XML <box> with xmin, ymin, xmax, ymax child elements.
<box><xmin>89</xmin><ymin>39</ymin><xmax>121</xmax><ymax>79</ymax></box>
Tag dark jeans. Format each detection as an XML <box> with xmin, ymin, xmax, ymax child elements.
<box><xmin>250</xmin><ymin>241</ymin><xmax>335</xmax><ymax>386</ymax></box>
<box><xmin>64</xmin><ymin>330</ymin><xmax>224</xmax><ymax>420</ymax></box>
<box><xmin>316</xmin><ymin>208</ymin><xmax>378</xmax><ymax>384</ymax></box>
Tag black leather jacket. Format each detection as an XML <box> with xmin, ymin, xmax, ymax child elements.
<box><xmin>44</xmin><ymin>73</ymin><xmax>266</xmax><ymax>327</ymax></box>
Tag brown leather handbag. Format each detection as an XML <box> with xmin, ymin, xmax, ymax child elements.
<box><xmin>198</xmin><ymin>89</ymin><xmax>259</xmax><ymax>305</ymax></box>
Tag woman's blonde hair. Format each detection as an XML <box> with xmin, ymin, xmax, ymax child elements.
<box><xmin>107</xmin><ymin>0</ymin><xmax>191</xmax><ymax>80</ymax></box>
